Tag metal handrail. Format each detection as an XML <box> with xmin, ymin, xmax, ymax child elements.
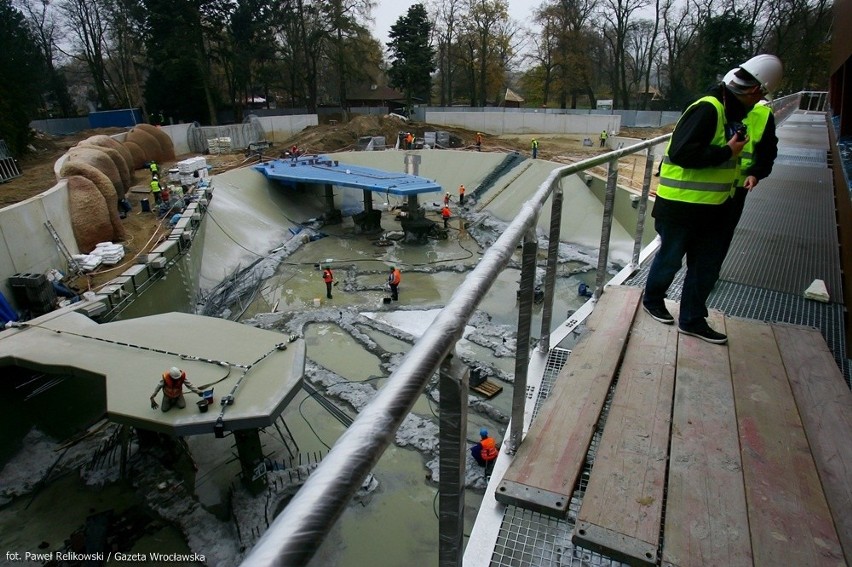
<box><xmin>241</xmin><ymin>133</ymin><xmax>672</xmax><ymax>566</ymax></box>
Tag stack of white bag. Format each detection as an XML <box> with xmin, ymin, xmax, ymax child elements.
<box><xmin>91</xmin><ymin>242</ymin><xmax>125</xmax><ymax>265</ymax></box>
<box><xmin>72</xmin><ymin>253</ymin><xmax>102</xmax><ymax>272</ymax></box>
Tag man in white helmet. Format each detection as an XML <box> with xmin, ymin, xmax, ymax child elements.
<box><xmin>150</xmin><ymin>366</ymin><xmax>203</xmax><ymax>412</ymax></box>
<box><xmin>643</xmin><ymin>54</ymin><xmax>783</xmax><ymax>345</ymax></box>
<box><xmin>719</xmin><ymin>55</ymin><xmax>783</xmax><ymax>258</ymax></box>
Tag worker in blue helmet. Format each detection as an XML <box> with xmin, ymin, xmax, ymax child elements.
<box><xmin>470</xmin><ymin>428</ymin><xmax>499</xmax><ymax>468</ymax></box>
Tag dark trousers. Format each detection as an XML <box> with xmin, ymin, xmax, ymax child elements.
<box><xmin>389</xmin><ymin>283</ymin><xmax>398</xmax><ymax>300</ymax></box>
<box><xmin>459</xmin><ymin>194</ymin><xmax>465</xmax><ymax>205</ymax></box>
<box><xmin>325</xmin><ymin>282</ymin><xmax>332</xmax><ymax>299</ymax></box>
<box><xmin>721</xmin><ymin>186</ymin><xmax>748</xmax><ymax>258</ymax></box>
<box><xmin>643</xmin><ymin>215</ymin><xmax>728</xmax><ymax>327</ymax></box>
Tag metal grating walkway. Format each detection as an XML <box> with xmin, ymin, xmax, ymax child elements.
<box><xmin>478</xmin><ymin>110</ymin><xmax>850</xmax><ymax>567</ymax></box>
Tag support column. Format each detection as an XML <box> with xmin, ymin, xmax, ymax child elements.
<box><xmin>439</xmin><ymin>350</ymin><xmax>469</xmax><ymax>567</ymax></box>
<box><xmin>539</xmin><ymin>184</ymin><xmax>563</xmax><ymax>353</ymax></box>
<box><xmin>234</xmin><ymin>428</ymin><xmax>266</xmax><ymax>495</ymax></box>
<box><xmin>631</xmin><ymin>150</ymin><xmax>656</xmax><ymax>268</ymax></box>
<box><xmin>324</xmin><ymin>183</ymin><xmax>342</xmax><ymax>224</ymax></box>
<box><xmin>593</xmin><ymin>160</ymin><xmax>619</xmax><ymax>301</ymax></box>
<box><xmin>509</xmin><ymin>229</ymin><xmax>538</xmax><ymax>453</ymax></box>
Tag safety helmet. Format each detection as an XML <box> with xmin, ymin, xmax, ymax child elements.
<box><xmin>390</xmin><ymin>266</ymin><xmax>395</xmax><ymax>270</ymax></box>
<box><xmin>169</xmin><ymin>367</ymin><xmax>181</xmax><ymax>378</ymax></box>
<box><xmin>323</xmin><ymin>264</ymin><xmax>330</xmax><ymax>269</ymax></box>
<box><xmin>480</xmin><ymin>428</ymin><xmax>488</xmax><ymax>438</ymax></box>
<box><xmin>738</xmin><ymin>54</ymin><xmax>783</xmax><ymax>94</ymax></box>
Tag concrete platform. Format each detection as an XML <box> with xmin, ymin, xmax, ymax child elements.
<box><xmin>0</xmin><ymin>308</ymin><xmax>305</xmax><ymax>436</ymax></box>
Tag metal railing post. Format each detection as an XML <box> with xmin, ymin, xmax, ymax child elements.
<box><xmin>631</xmin><ymin>149</ymin><xmax>656</xmax><ymax>269</ymax></box>
<box><xmin>508</xmin><ymin>228</ymin><xmax>539</xmax><ymax>454</ymax></box>
<box><xmin>593</xmin><ymin>159</ymin><xmax>619</xmax><ymax>300</ymax></box>
<box><xmin>438</xmin><ymin>350</ymin><xmax>469</xmax><ymax>567</ymax></box>
<box><xmin>538</xmin><ymin>183</ymin><xmax>563</xmax><ymax>353</ymax></box>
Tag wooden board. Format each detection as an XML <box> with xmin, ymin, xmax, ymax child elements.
<box><xmin>573</xmin><ymin>304</ymin><xmax>678</xmax><ymax>565</ymax></box>
<box><xmin>663</xmin><ymin>311</ymin><xmax>752</xmax><ymax>567</ymax></box>
<box><xmin>772</xmin><ymin>323</ymin><xmax>852</xmax><ymax>563</ymax></box>
<box><xmin>727</xmin><ymin>318</ymin><xmax>845</xmax><ymax>566</ymax></box>
<box><xmin>495</xmin><ymin>285</ymin><xmax>641</xmax><ymax>516</ymax></box>
<box><xmin>471</xmin><ymin>380</ymin><xmax>503</xmax><ymax>399</ymax></box>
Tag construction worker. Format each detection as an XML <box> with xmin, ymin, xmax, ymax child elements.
<box><xmin>531</xmin><ymin>138</ymin><xmax>539</xmax><ymax>159</ymax></box>
<box><xmin>150</xmin><ymin>367</ymin><xmax>202</xmax><ymax>412</ymax></box>
<box><xmin>441</xmin><ymin>205</ymin><xmax>451</xmax><ymax>229</ymax></box>
<box><xmin>322</xmin><ymin>265</ymin><xmax>334</xmax><ymax>299</ymax></box>
<box><xmin>149</xmin><ymin>161</ymin><xmax>159</xmax><ymax>179</ymax></box>
<box><xmin>150</xmin><ymin>178</ymin><xmax>163</xmax><ymax>204</ymax></box>
<box><xmin>475</xmin><ymin>132</ymin><xmax>482</xmax><ymax>151</ymax></box>
<box><xmin>405</xmin><ymin>132</ymin><xmax>414</xmax><ymax>150</ymax></box>
<box><xmin>443</xmin><ymin>192</ymin><xmax>451</xmax><ymax>206</ymax></box>
<box><xmin>643</xmin><ymin>53</ymin><xmax>783</xmax><ymax>345</ymax></box>
<box><xmin>470</xmin><ymin>428</ymin><xmax>499</xmax><ymax>471</ymax></box>
<box><xmin>388</xmin><ymin>266</ymin><xmax>401</xmax><ymax>301</ymax></box>
<box><xmin>600</xmin><ymin>130</ymin><xmax>608</xmax><ymax>148</ymax></box>
<box><xmin>458</xmin><ymin>184</ymin><xmax>465</xmax><ymax>206</ymax></box>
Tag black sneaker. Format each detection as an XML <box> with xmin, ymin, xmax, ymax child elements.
<box><xmin>643</xmin><ymin>303</ymin><xmax>674</xmax><ymax>324</ymax></box>
<box><xmin>678</xmin><ymin>322</ymin><xmax>727</xmax><ymax>344</ymax></box>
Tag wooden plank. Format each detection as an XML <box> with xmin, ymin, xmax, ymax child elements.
<box><xmin>727</xmin><ymin>318</ymin><xmax>845</xmax><ymax>566</ymax></box>
<box><xmin>495</xmin><ymin>285</ymin><xmax>641</xmax><ymax>516</ymax></box>
<box><xmin>771</xmin><ymin>323</ymin><xmax>852</xmax><ymax>564</ymax></box>
<box><xmin>471</xmin><ymin>380</ymin><xmax>503</xmax><ymax>399</ymax></box>
<box><xmin>662</xmin><ymin>311</ymin><xmax>752</xmax><ymax>567</ymax></box>
<box><xmin>573</xmin><ymin>304</ymin><xmax>678</xmax><ymax>565</ymax></box>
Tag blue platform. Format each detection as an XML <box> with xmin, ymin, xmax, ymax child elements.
<box><xmin>253</xmin><ymin>155</ymin><xmax>442</xmax><ymax>195</ymax></box>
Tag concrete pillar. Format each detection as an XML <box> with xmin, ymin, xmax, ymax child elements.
<box><xmin>234</xmin><ymin>428</ymin><xmax>266</xmax><ymax>495</ymax></box>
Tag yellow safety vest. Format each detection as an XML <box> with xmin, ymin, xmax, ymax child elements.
<box><xmin>150</xmin><ymin>180</ymin><xmax>161</xmax><ymax>193</ymax></box>
<box><xmin>657</xmin><ymin>96</ymin><xmax>737</xmax><ymax>205</ymax></box>
<box><xmin>734</xmin><ymin>103</ymin><xmax>771</xmax><ymax>189</ymax></box>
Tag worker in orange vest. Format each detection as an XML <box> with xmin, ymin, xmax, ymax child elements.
<box><xmin>471</xmin><ymin>428</ymin><xmax>499</xmax><ymax>468</ymax></box>
<box><xmin>388</xmin><ymin>266</ymin><xmax>401</xmax><ymax>301</ymax></box>
<box><xmin>405</xmin><ymin>132</ymin><xmax>414</xmax><ymax>149</ymax></box>
<box><xmin>322</xmin><ymin>265</ymin><xmax>334</xmax><ymax>299</ymax></box>
<box><xmin>475</xmin><ymin>132</ymin><xmax>482</xmax><ymax>151</ymax></box>
<box><xmin>441</xmin><ymin>205</ymin><xmax>451</xmax><ymax>229</ymax></box>
<box><xmin>150</xmin><ymin>367</ymin><xmax>202</xmax><ymax>412</ymax></box>
<box><xmin>458</xmin><ymin>184</ymin><xmax>465</xmax><ymax>206</ymax></box>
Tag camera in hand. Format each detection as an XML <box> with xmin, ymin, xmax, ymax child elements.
<box><xmin>727</xmin><ymin>122</ymin><xmax>748</xmax><ymax>141</ymax></box>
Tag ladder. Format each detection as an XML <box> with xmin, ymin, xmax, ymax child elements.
<box><xmin>44</xmin><ymin>220</ymin><xmax>82</xmax><ymax>276</ymax></box>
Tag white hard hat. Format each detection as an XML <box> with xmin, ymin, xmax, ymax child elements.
<box><xmin>169</xmin><ymin>367</ymin><xmax>181</xmax><ymax>378</ymax></box>
<box><xmin>738</xmin><ymin>54</ymin><xmax>783</xmax><ymax>94</ymax></box>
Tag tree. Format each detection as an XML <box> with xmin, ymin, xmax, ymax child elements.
<box><xmin>0</xmin><ymin>0</ymin><xmax>48</xmax><ymax>155</ymax></box>
<box><xmin>598</xmin><ymin>0</ymin><xmax>650</xmax><ymax>109</ymax></box>
<box><xmin>387</xmin><ymin>3</ymin><xmax>435</xmax><ymax>111</ymax></box>
<box><xmin>431</xmin><ymin>0</ymin><xmax>464</xmax><ymax>105</ymax></box>
<box><xmin>15</xmin><ymin>0</ymin><xmax>76</xmax><ymax>116</ymax></box>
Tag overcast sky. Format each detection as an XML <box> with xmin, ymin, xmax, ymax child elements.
<box><xmin>371</xmin><ymin>0</ymin><xmax>536</xmax><ymax>48</ymax></box>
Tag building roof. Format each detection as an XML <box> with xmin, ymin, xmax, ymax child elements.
<box><xmin>347</xmin><ymin>85</ymin><xmax>406</xmax><ymax>102</ymax></box>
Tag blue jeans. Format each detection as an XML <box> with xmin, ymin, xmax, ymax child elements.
<box><xmin>643</xmin><ymin>216</ymin><xmax>728</xmax><ymax>327</ymax></box>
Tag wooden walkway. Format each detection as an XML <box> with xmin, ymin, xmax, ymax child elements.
<box><xmin>495</xmin><ymin>285</ymin><xmax>852</xmax><ymax>567</ymax></box>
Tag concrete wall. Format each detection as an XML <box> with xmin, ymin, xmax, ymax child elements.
<box><xmin>424</xmin><ymin>110</ymin><xmax>621</xmax><ymax>136</ymax></box>
<box><xmin>0</xmin><ymin>180</ymin><xmax>76</xmax><ymax>307</ymax></box>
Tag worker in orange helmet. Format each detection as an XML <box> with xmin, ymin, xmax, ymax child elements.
<box><xmin>388</xmin><ymin>266</ymin><xmax>401</xmax><ymax>301</ymax></box>
<box><xmin>441</xmin><ymin>204</ymin><xmax>451</xmax><ymax>229</ymax></box>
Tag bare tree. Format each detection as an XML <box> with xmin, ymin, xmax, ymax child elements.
<box><xmin>430</xmin><ymin>0</ymin><xmax>463</xmax><ymax>105</ymax></box>
<box><xmin>465</xmin><ymin>0</ymin><xmax>509</xmax><ymax>106</ymax></box>
<box><xmin>598</xmin><ymin>0</ymin><xmax>649</xmax><ymax>109</ymax></box>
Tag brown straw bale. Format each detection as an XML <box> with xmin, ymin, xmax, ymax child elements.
<box><xmin>83</xmin><ymin>135</ymin><xmax>135</xmax><ymax>178</ymax></box>
<box><xmin>123</xmin><ymin>140</ymin><xmax>147</xmax><ymax>169</ymax></box>
<box><xmin>135</xmin><ymin>123</ymin><xmax>176</xmax><ymax>161</ymax></box>
<box><xmin>60</xmin><ymin>161</ymin><xmax>126</xmax><ymax>241</ymax></box>
<box><xmin>127</xmin><ymin>127</ymin><xmax>162</xmax><ymax>163</ymax></box>
<box><xmin>79</xmin><ymin>140</ymin><xmax>132</xmax><ymax>191</ymax></box>
<box><xmin>66</xmin><ymin>146</ymin><xmax>125</xmax><ymax>200</ymax></box>
<box><xmin>66</xmin><ymin>176</ymin><xmax>117</xmax><ymax>253</ymax></box>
